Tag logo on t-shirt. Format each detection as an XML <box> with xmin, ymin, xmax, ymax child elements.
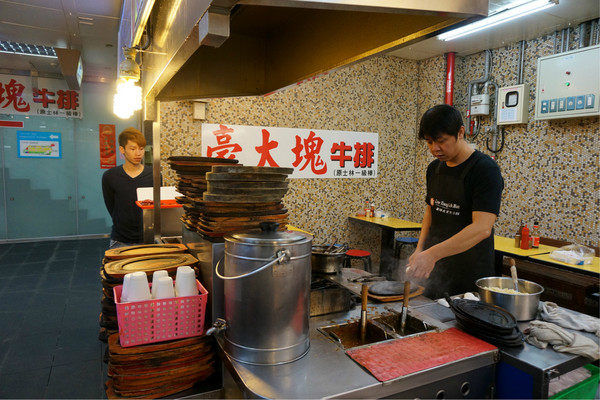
<box><xmin>431</xmin><ymin>197</ymin><xmax>461</xmax><ymax>216</ymax></box>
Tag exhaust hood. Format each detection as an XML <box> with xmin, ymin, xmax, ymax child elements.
<box><xmin>140</xmin><ymin>0</ymin><xmax>488</xmax><ymax>103</ymax></box>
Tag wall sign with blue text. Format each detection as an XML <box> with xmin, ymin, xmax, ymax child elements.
<box><xmin>17</xmin><ymin>131</ymin><xmax>62</xmax><ymax>158</ymax></box>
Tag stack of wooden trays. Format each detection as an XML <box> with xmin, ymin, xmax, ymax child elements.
<box><xmin>98</xmin><ymin>244</ymin><xmax>198</xmax><ymax>342</ymax></box>
<box><xmin>168</xmin><ymin>158</ymin><xmax>295</xmax><ymax>239</ymax></box>
<box><xmin>167</xmin><ymin>156</ymin><xmax>239</xmax><ymax>201</ymax></box>
<box><xmin>194</xmin><ymin>165</ymin><xmax>293</xmax><ymax>237</ymax></box>
<box><xmin>105</xmin><ymin>333</ymin><xmax>216</xmax><ymax>399</ymax></box>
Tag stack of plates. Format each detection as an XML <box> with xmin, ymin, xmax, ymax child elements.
<box><xmin>448</xmin><ymin>297</ymin><xmax>524</xmax><ymax>347</ymax></box>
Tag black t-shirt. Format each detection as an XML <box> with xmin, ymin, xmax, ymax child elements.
<box><xmin>422</xmin><ymin>150</ymin><xmax>504</xmax><ymax>298</ymax></box>
<box><xmin>102</xmin><ymin>165</ymin><xmax>154</xmax><ymax>243</ymax></box>
<box><xmin>425</xmin><ymin>150</ymin><xmax>503</xmax><ymax>217</ymax></box>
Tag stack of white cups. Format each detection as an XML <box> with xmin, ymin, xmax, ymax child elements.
<box><xmin>175</xmin><ymin>266</ymin><xmax>198</xmax><ymax>297</ymax></box>
<box><xmin>152</xmin><ymin>270</ymin><xmax>174</xmax><ymax>300</ymax></box>
<box><xmin>119</xmin><ymin>267</ymin><xmax>197</xmax><ymax>302</ymax></box>
<box><xmin>121</xmin><ymin>271</ymin><xmax>152</xmax><ymax>302</ymax></box>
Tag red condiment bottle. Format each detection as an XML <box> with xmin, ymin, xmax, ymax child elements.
<box><xmin>520</xmin><ymin>224</ymin><xmax>530</xmax><ymax>250</ymax></box>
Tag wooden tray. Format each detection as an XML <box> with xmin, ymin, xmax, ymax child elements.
<box><xmin>208</xmin><ymin>180</ymin><xmax>288</xmax><ymax>189</ymax></box>
<box><xmin>103</xmin><ymin>254</ymin><xmax>198</xmax><ymax>277</ymax></box>
<box><xmin>206</xmin><ymin>172</ymin><xmax>288</xmax><ymax>181</ymax></box>
<box><xmin>210</xmin><ymin>165</ymin><xmax>294</xmax><ymax>174</ymax></box>
<box><xmin>367</xmin><ymin>284</ymin><xmax>424</xmax><ymax>302</ymax></box>
<box><xmin>203</xmin><ymin>193</ymin><xmax>286</xmax><ymax>203</ymax></box>
<box><xmin>104</xmin><ymin>244</ymin><xmax>188</xmax><ymax>260</ymax></box>
<box><xmin>167</xmin><ymin>156</ymin><xmax>239</xmax><ymax>163</ymax></box>
<box><xmin>206</xmin><ymin>187</ymin><xmax>289</xmax><ymax>196</ymax></box>
<box><xmin>202</xmin><ymin>208</ymin><xmax>288</xmax><ymax>217</ymax></box>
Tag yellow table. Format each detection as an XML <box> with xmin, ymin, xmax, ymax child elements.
<box><xmin>348</xmin><ymin>216</ymin><xmax>421</xmax><ymax>275</ymax></box>
<box><xmin>494</xmin><ymin>235</ymin><xmax>557</xmax><ymax>257</ymax></box>
<box><xmin>528</xmin><ymin>253</ymin><xmax>599</xmax><ymax>276</ymax></box>
<box><xmin>493</xmin><ymin>235</ymin><xmax>558</xmax><ymax>276</ymax></box>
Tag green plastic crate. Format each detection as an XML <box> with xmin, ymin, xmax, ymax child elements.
<box><xmin>551</xmin><ymin>364</ymin><xmax>599</xmax><ymax>400</ymax></box>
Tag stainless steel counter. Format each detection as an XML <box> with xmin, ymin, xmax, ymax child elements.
<box><xmin>215</xmin><ymin>299</ymin><xmax>498</xmax><ymax>399</ymax></box>
<box><xmin>211</xmin><ymin>269</ymin><xmax>498</xmax><ymax>399</ymax></box>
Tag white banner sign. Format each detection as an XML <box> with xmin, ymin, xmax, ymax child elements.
<box><xmin>202</xmin><ymin>124</ymin><xmax>378</xmax><ymax>178</ymax></box>
<box><xmin>0</xmin><ymin>74</ymin><xmax>83</xmax><ymax>118</ymax></box>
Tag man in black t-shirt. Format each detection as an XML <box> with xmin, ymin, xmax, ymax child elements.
<box><xmin>102</xmin><ymin>127</ymin><xmax>153</xmax><ymax>249</ymax></box>
<box><xmin>407</xmin><ymin>104</ymin><xmax>504</xmax><ymax>299</ymax></box>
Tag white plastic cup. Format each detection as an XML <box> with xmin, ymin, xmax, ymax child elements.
<box><xmin>151</xmin><ymin>270</ymin><xmax>169</xmax><ymax>299</ymax></box>
<box><xmin>153</xmin><ymin>276</ymin><xmax>175</xmax><ymax>299</ymax></box>
<box><xmin>175</xmin><ymin>266</ymin><xmax>197</xmax><ymax>297</ymax></box>
<box><xmin>127</xmin><ymin>271</ymin><xmax>152</xmax><ymax>302</ymax></box>
<box><xmin>121</xmin><ymin>273</ymin><xmax>132</xmax><ymax>302</ymax></box>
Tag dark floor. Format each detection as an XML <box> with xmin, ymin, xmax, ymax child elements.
<box><xmin>0</xmin><ymin>238</ymin><xmax>110</xmax><ymax>399</ymax></box>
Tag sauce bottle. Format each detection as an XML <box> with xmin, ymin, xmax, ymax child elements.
<box><xmin>364</xmin><ymin>199</ymin><xmax>371</xmax><ymax>217</ymax></box>
<box><xmin>520</xmin><ymin>224</ymin><xmax>530</xmax><ymax>250</ymax></box>
<box><xmin>531</xmin><ymin>222</ymin><xmax>540</xmax><ymax>249</ymax></box>
<box><xmin>514</xmin><ymin>222</ymin><xmax>523</xmax><ymax>248</ymax></box>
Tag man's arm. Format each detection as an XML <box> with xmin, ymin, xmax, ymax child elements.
<box><xmin>102</xmin><ymin>173</ymin><xmax>115</xmax><ymax>216</ymax></box>
<box><xmin>407</xmin><ymin>210</ymin><xmax>497</xmax><ymax>279</ymax></box>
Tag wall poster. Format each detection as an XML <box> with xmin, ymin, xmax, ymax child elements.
<box><xmin>201</xmin><ymin>123</ymin><xmax>378</xmax><ymax>179</ymax></box>
<box><xmin>99</xmin><ymin>124</ymin><xmax>117</xmax><ymax>169</ymax></box>
<box><xmin>17</xmin><ymin>131</ymin><xmax>61</xmax><ymax>158</ymax></box>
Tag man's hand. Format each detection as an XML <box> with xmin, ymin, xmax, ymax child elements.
<box><xmin>406</xmin><ymin>249</ymin><xmax>437</xmax><ymax>279</ymax></box>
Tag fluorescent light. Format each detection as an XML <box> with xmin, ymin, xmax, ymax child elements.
<box><xmin>0</xmin><ymin>41</ymin><xmax>57</xmax><ymax>58</ymax></box>
<box><xmin>438</xmin><ymin>0</ymin><xmax>558</xmax><ymax>41</ymax></box>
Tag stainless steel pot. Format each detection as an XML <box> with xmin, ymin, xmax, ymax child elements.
<box><xmin>311</xmin><ymin>245</ymin><xmax>346</xmax><ymax>273</ymax></box>
<box><xmin>212</xmin><ymin>222</ymin><xmax>312</xmax><ymax>365</ymax></box>
<box><xmin>476</xmin><ymin>277</ymin><xmax>544</xmax><ymax>321</ymax></box>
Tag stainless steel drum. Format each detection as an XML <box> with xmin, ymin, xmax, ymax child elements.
<box><xmin>215</xmin><ymin>222</ymin><xmax>312</xmax><ymax>365</ymax></box>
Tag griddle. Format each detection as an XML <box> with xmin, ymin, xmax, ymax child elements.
<box><xmin>368</xmin><ymin>280</ymin><xmax>419</xmax><ymax>296</ymax></box>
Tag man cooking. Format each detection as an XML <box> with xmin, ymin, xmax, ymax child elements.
<box><xmin>406</xmin><ymin>104</ymin><xmax>504</xmax><ymax>299</ymax></box>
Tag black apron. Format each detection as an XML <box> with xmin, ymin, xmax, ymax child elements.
<box><xmin>423</xmin><ymin>159</ymin><xmax>495</xmax><ymax>299</ymax></box>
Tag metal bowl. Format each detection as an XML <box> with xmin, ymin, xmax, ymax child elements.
<box><xmin>311</xmin><ymin>245</ymin><xmax>346</xmax><ymax>274</ymax></box>
<box><xmin>476</xmin><ymin>277</ymin><xmax>544</xmax><ymax>321</ymax></box>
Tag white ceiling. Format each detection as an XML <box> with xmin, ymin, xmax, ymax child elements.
<box><xmin>0</xmin><ymin>0</ymin><xmax>122</xmax><ymax>83</ymax></box>
<box><xmin>0</xmin><ymin>0</ymin><xmax>598</xmax><ymax>85</ymax></box>
<box><xmin>388</xmin><ymin>0</ymin><xmax>600</xmax><ymax>60</ymax></box>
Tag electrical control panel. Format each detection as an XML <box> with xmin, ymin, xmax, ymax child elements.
<box><xmin>497</xmin><ymin>84</ymin><xmax>529</xmax><ymax>125</ymax></box>
<box><xmin>535</xmin><ymin>45</ymin><xmax>600</xmax><ymax>120</ymax></box>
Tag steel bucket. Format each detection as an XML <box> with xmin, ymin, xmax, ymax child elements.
<box><xmin>214</xmin><ymin>222</ymin><xmax>312</xmax><ymax>365</ymax></box>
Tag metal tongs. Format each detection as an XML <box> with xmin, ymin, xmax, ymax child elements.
<box><xmin>400</xmin><ymin>280</ymin><xmax>410</xmax><ymax>335</ymax></box>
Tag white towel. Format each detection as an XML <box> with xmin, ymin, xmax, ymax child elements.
<box><xmin>539</xmin><ymin>302</ymin><xmax>600</xmax><ymax>337</ymax></box>
<box><xmin>525</xmin><ymin>320</ymin><xmax>600</xmax><ymax>360</ymax></box>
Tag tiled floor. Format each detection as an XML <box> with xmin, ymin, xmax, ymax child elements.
<box><xmin>0</xmin><ymin>238</ymin><xmax>109</xmax><ymax>399</ymax></box>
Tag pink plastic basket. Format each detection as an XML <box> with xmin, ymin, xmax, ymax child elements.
<box><xmin>113</xmin><ymin>280</ymin><xmax>208</xmax><ymax>347</ymax></box>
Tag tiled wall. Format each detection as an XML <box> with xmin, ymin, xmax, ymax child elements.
<box><xmin>160</xmin><ymin>24</ymin><xmax>599</xmax><ymax>268</ymax></box>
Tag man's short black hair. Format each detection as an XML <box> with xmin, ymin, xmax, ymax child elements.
<box><xmin>418</xmin><ymin>104</ymin><xmax>464</xmax><ymax>140</ymax></box>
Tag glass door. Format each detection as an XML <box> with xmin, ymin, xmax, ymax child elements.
<box><xmin>2</xmin><ymin>115</ymin><xmax>77</xmax><ymax>238</ymax></box>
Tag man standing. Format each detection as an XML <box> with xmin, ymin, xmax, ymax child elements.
<box><xmin>102</xmin><ymin>127</ymin><xmax>153</xmax><ymax>249</ymax></box>
<box><xmin>407</xmin><ymin>104</ymin><xmax>504</xmax><ymax>299</ymax></box>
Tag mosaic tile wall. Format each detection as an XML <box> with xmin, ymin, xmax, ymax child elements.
<box><xmin>160</xmin><ymin>23</ymin><xmax>599</xmax><ymax>268</ymax></box>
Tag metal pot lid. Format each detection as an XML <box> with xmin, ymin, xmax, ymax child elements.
<box><xmin>230</xmin><ymin>222</ymin><xmax>309</xmax><ymax>244</ymax></box>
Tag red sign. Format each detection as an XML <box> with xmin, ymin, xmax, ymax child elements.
<box><xmin>0</xmin><ymin>120</ymin><xmax>24</xmax><ymax>128</ymax></box>
<box><xmin>99</xmin><ymin>124</ymin><xmax>116</xmax><ymax>169</ymax></box>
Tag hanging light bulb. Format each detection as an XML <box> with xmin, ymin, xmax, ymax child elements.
<box><xmin>113</xmin><ymin>47</ymin><xmax>142</xmax><ymax>119</ymax></box>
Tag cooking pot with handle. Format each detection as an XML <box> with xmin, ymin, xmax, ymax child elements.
<box><xmin>210</xmin><ymin>222</ymin><xmax>312</xmax><ymax>365</ymax></box>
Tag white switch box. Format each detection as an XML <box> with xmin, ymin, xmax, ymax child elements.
<box><xmin>497</xmin><ymin>84</ymin><xmax>529</xmax><ymax>125</ymax></box>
